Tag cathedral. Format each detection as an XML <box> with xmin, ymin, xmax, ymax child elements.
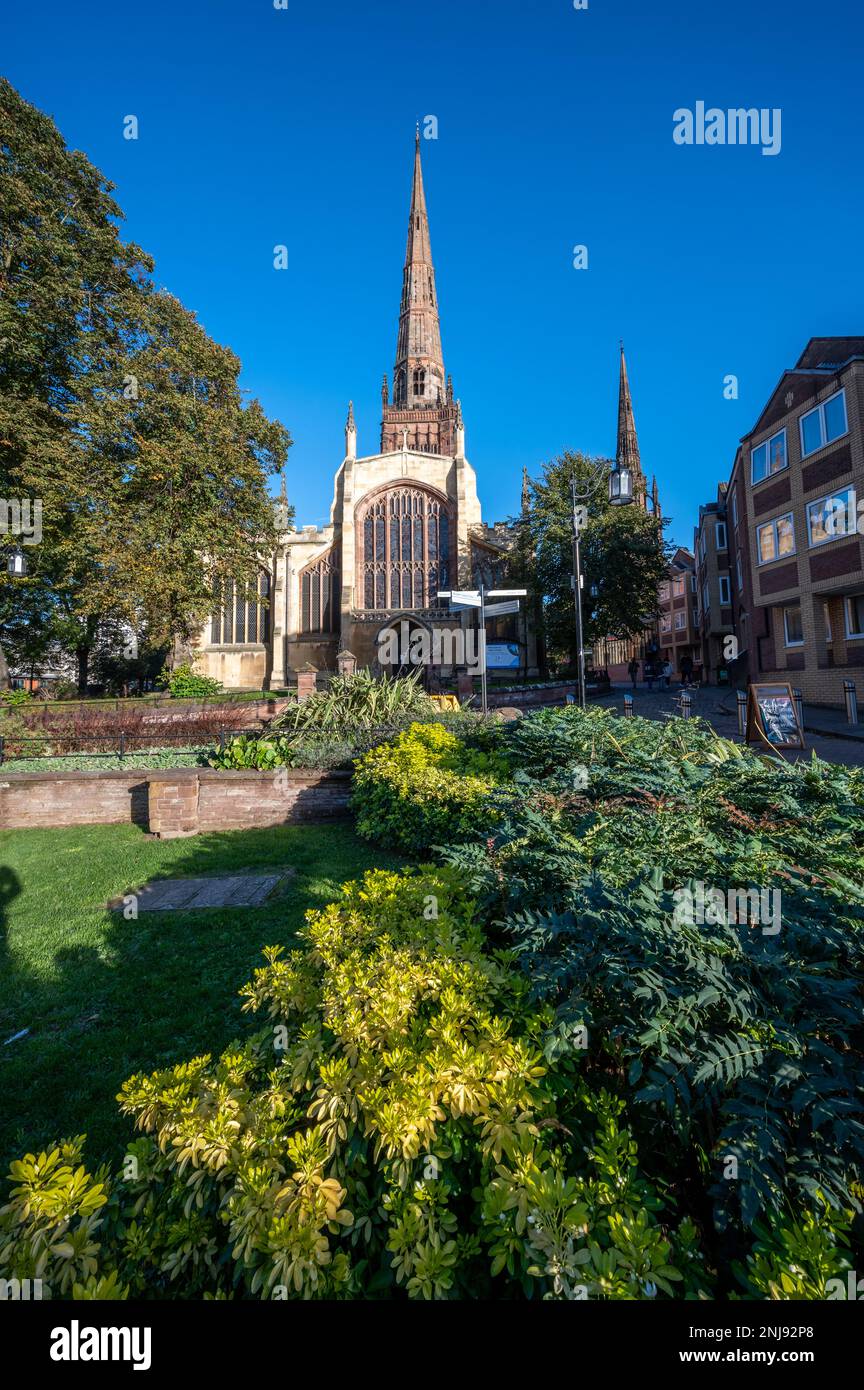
<box><xmin>194</xmin><ymin>131</ymin><xmax>535</xmax><ymax>689</ymax></box>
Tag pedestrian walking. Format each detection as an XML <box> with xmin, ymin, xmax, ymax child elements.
<box><xmin>680</xmin><ymin>653</ymin><xmax>694</xmax><ymax>689</ymax></box>
<box><xmin>628</xmin><ymin>657</ymin><xmax>639</xmax><ymax>689</ymax></box>
<box><xmin>662</xmin><ymin>659</ymin><xmax>673</xmax><ymax>691</ymax></box>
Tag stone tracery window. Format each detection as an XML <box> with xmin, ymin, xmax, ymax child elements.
<box><xmin>211</xmin><ymin>571</ymin><xmax>271</xmax><ymax>645</ymax></box>
<box><xmin>300</xmin><ymin>548</ymin><xmax>340</xmax><ymax>633</ymax></box>
<box><xmin>358</xmin><ymin>486</ymin><xmax>450</xmax><ymax>610</ymax></box>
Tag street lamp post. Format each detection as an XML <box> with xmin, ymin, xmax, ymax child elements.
<box><xmin>570</xmin><ymin>462</ymin><xmax>634</xmax><ymax>709</ymax></box>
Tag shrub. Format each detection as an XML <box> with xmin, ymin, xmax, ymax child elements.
<box><xmin>0</xmin><ymin>687</ymin><xmax>32</xmax><ymax>709</ymax></box>
<box><xmin>351</xmin><ymin>722</ymin><xmax>509</xmax><ymax>852</ymax></box>
<box><xmin>157</xmin><ymin>663</ymin><xmax>223</xmax><ymax>699</ymax></box>
<box><xmin>0</xmin><ymin>868</ymin><xmax>705</xmax><ymax>1301</ymax></box>
<box><xmin>274</xmin><ymin>671</ymin><xmax>436</xmax><ymax>734</ymax></box>
<box><xmin>439</xmin><ymin>705</ymin><xmax>864</xmax><ymax>1248</ymax></box>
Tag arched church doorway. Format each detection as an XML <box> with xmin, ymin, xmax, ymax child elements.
<box><xmin>375</xmin><ymin>617</ymin><xmax>431</xmax><ymax>687</ymax></box>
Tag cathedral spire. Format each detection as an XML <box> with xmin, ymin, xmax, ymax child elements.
<box><xmin>616</xmin><ymin>344</ymin><xmax>646</xmax><ymax>505</ymax></box>
<box><xmin>392</xmin><ymin>130</ymin><xmax>445</xmax><ymax>408</ymax></box>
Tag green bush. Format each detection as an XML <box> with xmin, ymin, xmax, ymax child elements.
<box><xmin>440</xmin><ymin>704</ymin><xmax>864</xmax><ymax>1250</ymax></box>
<box><xmin>157</xmin><ymin>663</ymin><xmax>223</xmax><ymax>699</ymax></box>
<box><xmin>274</xmin><ymin>670</ymin><xmax>436</xmax><ymax>733</ymax></box>
<box><xmin>0</xmin><ymin>868</ymin><xmax>704</xmax><ymax>1301</ymax></box>
<box><xmin>351</xmin><ymin>722</ymin><xmax>509</xmax><ymax>852</ymax></box>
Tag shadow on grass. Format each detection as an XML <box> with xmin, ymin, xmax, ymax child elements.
<box><xmin>0</xmin><ymin>821</ymin><xmax>409</xmax><ymax>1176</ymax></box>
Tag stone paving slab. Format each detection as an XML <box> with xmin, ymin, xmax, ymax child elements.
<box><xmin>108</xmin><ymin>870</ymin><xmax>292</xmax><ymax>913</ymax></box>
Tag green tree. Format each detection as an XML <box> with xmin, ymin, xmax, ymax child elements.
<box><xmin>0</xmin><ymin>78</ymin><xmax>291</xmax><ymax>691</ymax></box>
<box><xmin>525</xmin><ymin>452</ymin><xmax>669</xmax><ymax>666</ymax></box>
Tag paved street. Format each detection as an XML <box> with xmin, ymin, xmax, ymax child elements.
<box><xmin>592</xmin><ymin>685</ymin><xmax>864</xmax><ymax>769</ymax></box>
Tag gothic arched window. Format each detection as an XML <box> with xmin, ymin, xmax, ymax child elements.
<box><xmin>413</xmin><ymin>367</ymin><xmax>425</xmax><ymax>398</ymax></box>
<box><xmin>211</xmin><ymin>570</ymin><xmax>271</xmax><ymax>645</ymax></box>
<box><xmin>357</xmin><ymin>486</ymin><xmax>451</xmax><ymax>610</ymax></box>
<box><xmin>300</xmin><ymin>548</ymin><xmax>340</xmax><ymax>633</ymax></box>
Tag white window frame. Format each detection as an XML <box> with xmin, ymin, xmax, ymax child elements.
<box><xmin>702</xmin><ymin>580</ymin><xmax>710</xmax><ymax>614</ymax></box>
<box><xmin>718</xmin><ymin>575</ymin><xmax>731</xmax><ymax>605</ymax></box>
<box><xmin>783</xmin><ymin>606</ymin><xmax>804</xmax><ymax>648</ymax></box>
<box><xmin>674</xmin><ymin>610</ymin><xmax>687</xmax><ymax>630</ymax></box>
<box><xmin>806</xmin><ymin>487</ymin><xmax>856</xmax><ymax>549</ymax></box>
<box><xmin>716</xmin><ymin>521</ymin><xmax>728</xmax><ymax>550</ymax></box>
<box><xmin>660</xmin><ymin>612</ymin><xmax>672</xmax><ymax>633</ymax></box>
<box><xmin>799</xmin><ymin>389</ymin><xmax>849</xmax><ymax>459</ymax></box>
<box><xmin>736</xmin><ymin>549</ymin><xmax>743</xmax><ymax>592</ymax></box>
<box><xmin>844</xmin><ymin>594</ymin><xmax>864</xmax><ymax>639</ymax></box>
<box><xmin>750</xmin><ymin>428</ymin><xmax>787</xmax><ymax>485</ymax></box>
<box><xmin>731</xmin><ymin>490</ymin><xmax>738</xmax><ymax>529</ymax></box>
<box><xmin>672</xmin><ymin>574</ymin><xmax>685</xmax><ymax>597</ymax></box>
<box><xmin>658</xmin><ymin>581</ymin><xmax>670</xmax><ymax>602</ymax></box>
<box><xmin>756</xmin><ymin>512</ymin><xmax>796</xmax><ymax>566</ymax></box>
<box><xmin>823</xmin><ymin>601</ymin><xmax>833</xmax><ymax>644</ymax></box>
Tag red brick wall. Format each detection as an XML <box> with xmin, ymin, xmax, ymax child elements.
<box><xmin>0</xmin><ymin>768</ymin><xmax>351</xmax><ymax>835</ymax></box>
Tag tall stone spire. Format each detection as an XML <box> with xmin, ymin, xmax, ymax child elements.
<box><xmin>393</xmin><ymin>127</ymin><xmax>445</xmax><ymax>407</ymax></box>
<box><xmin>381</xmin><ymin>131</ymin><xmax>458</xmax><ymax>455</ymax></box>
<box><xmin>616</xmin><ymin>345</ymin><xmax>646</xmax><ymax>507</ymax></box>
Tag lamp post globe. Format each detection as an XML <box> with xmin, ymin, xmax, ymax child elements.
<box><xmin>609</xmin><ymin>466</ymin><xmax>634</xmax><ymax>506</ymax></box>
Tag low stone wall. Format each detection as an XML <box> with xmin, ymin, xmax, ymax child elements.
<box><xmin>0</xmin><ymin>768</ymin><xmax>352</xmax><ymax>837</ymax></box>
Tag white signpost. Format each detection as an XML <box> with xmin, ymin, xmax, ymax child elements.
<box><xmin>438</xmin><ymin>587</ymin><xmax>528</xmax><ymax>713</ymax></box>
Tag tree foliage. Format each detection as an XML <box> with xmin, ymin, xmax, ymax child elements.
<box><xmin>0</xmin><ymin>77</ymin><xmax>291</xmax><ymax>687</ymax></box>
<box><xmin>525</xmin><ymin>452</ymin><xmax>669</xmax><ymax>663</ymax></box>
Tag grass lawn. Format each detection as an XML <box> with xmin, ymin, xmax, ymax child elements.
<box><xmin>0</xmin><ymin>821</ymin><xmax>409</xmax><ymax>1177</ymax></box>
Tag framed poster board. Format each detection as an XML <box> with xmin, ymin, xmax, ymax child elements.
<box><xmin>746</xmin><ymin>683</ymin><xmax>805</xmax><ymax>750</ymax></box>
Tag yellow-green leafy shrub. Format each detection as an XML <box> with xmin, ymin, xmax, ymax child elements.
<box><xmin>1</xmin><ymin>868</ymin><xmax>702</xmax><ymax>1300</ymax></box>
<box><xmin>351</xmin><ymin>722</ymin><xmax>508</xmax><ymax>851</ymax></box>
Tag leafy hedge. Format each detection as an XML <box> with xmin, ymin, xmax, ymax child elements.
<box><xmin>0</xmin><ymin>868</ymin><xmax>710</xmax><ymax>1300</ymax></box>
<box><xmin>351</xmin><ymin>722</ymin><xmax>508</xmax><ymax>852</ymax></box>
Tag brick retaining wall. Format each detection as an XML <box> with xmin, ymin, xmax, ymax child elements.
<box><xmin>0</xmin><ymin>768</ymin><xmax>352</xmax><ymax>837</ymax></box>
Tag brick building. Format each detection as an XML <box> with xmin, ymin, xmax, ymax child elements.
<box><xmin>657</xmin><ymin>547</ymin><xmax>699</xmax><ymax>676</ymax></box>
<box><xmin>694</xmin><ymin>484</ymin><xmax>735</xmax><ymax>684</ymax></box>
<box><xmin>730</xmin><ymin>337</ymin><xmax>864</xmax><ymax>708</ymax></box>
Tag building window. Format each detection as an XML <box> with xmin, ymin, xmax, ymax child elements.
<box><xmin>692</xmin><ymin>607</ymin><xmax>700</xmax><ymax>627</ymax></box>
<box><xmin>674</xmin><ymin>610</ymin><xmax>687</xmax><ymax>630</ymax></box>
<box><xmin>660</xmin><ymin>613</ymin><xmax>672</xmax><ymax>633</ymax></box>
<box><xmin>672</xmin><ymin>574</ymin><xmax>685</xmax><ymax>597</ymax></box>
<box><xmin>845</xmin><ymin>594</ymin><xmax>864</xmax><ymax>639</ymax></box>
<box><xmin>736</xmin><ymin>550</ymin><xmax>743</xmax><ymax>592</ymax></box>
<box><xmin>716</xmin><ymin>521</ymin><xmax>728</xmax><ymax>550</ymax></box>
<box><xmin>824</xmin><ymin>601</ymin><xmax>833</xmax><ymax>644</ymax></box>
<box><xmin>300</xmin><ymin>549</ymin><xmax>340</xmax><ymax>633</ymax></box>
<box><xmin>702</xmin><ymin>580</ymin><xmax>710</xmax><ymax>614</ymax></box>
<box><xmin>659</xmin><ymin>581</ymin><xmax>670</xmax><ymax>601</ymax></box>
<box><xmin>691</xmin><ymin>573</ymin><xmax>698</xmax><ymax>593</ymax></box>
<box><xmin>800</xmin><ymin>389</ymin><xmax>848</xmax><ymax>458</ymax></box>
<box><xmin>807</xmin><ymin>487</ymin><xmax>856</xmax><ymax>548</ymax></box>
<box><xmin>757</xmin><ymin>512</ymin><xmax>795</xmax><ymax>565</ymax></box>
<box><xmin>211</xmin><ymin>571</ymin><xmax>271</xmax><ymax>645</ymax></box>
<box><xmin>731</xmin><ymin>490</ymin><xmax>738</xmax><ymax>529</ymax></box>
<box><xmin>719</xmin><ymin>575</ymin><xmax>731</xmax><ymax>605</ymax></box>
<box><xmin>357</xmin><ymin>485</ymin><xmax>451</xmax><ymax>610</ymax></box>
<box><xmin>412</xmin><ymin>367</ymin><xmax>426</xmax><ymax>398</ymax></box>
<box><xmin>783</xmin><ymin>606</ymin><xmax>804</xmax><ymax>647</ymax></box>
<box><xmin>751</xmin><ymin>429</ymin><xmax>787</xmax><ymax>485</ymax></box>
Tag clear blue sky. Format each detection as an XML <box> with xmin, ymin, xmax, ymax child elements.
<box><xmin>5</xmin><ymin>0</ymin><xmax>863</xmax><ymax>548</ymax></box>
